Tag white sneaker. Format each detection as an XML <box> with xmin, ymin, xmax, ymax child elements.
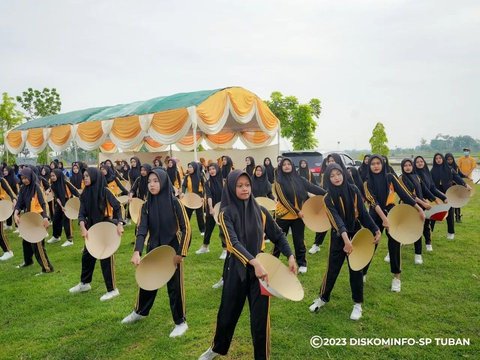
<box><xmin>298</xmin><ymin>266</ymin><xmax>307</xmax><ymax>274</ymax></box>
<box><xmin>219</xmin><ymin>249</ymin><xmax>227</xmax><ymax>260</ymax></box>
<box><xmin>69</xmin><ymin>282</ymin><xmax>91</xmax><ymax>294</ymax></box>
<box><xmin>384</xmin><ymin>253</ymin><xmax>390</xmax><ymax>263</ymax></box>
<box><xmin>169</xmin><ymin>322</ymin><xmax>188</xmax><ymax>338</ymax></box>
<box><xmin>391</xmin><ymin>278</ymin><xmax>401</xmax><ymax>292</ymax></box>
<box><xmin>363</xmin><ymin>275</ymin><xmax>367</xmax><ymax>284</ymax></box>
<box><xmin>309</xmin><ymin>244</ymin><xmax>320</xmax><ymax>254</ymax></box>
<box><xmin>212</xmin><ymin>278</ymin><xmax>224</xmax><ymax>289</ymax></box>
<box><xmin>414</xmin><ymin>254</ymin><xmax>423</xmax><ymax>265</ymax></box>
<box><xmin>0</xmin><ymin>251</ymin><xmax>14</xmax><ymax>261</ymax></box>
<box><xmin>47</xmin><ymin>236</ymin><xmax>60</xmax><ymax>244</ymax></box>
<box><xmin>61</xmin><ymin>240</ymin><xmax>73</xmax><ymax>247</ymax></box>
<box><xmin>426</xmin><ymin>244</ymin><xmax>433</xmax><ymax>252</ymax></box>
<box><xmin>198</xmin><ymin>347</ymin><xmax>220</xmax><ymax>360</ymax></box>
<box><xmin>447</xmin><ymin>233</ymin><xmax>455</xmax><ymax>240</ymax></box>
<box><xmin>121</xmin><ymin>311</ymin><xmax>145</xmax><ymax>324</ymax></box>
<box><xmin>350</xmin><ymin>303</ymin><xmax>362</xmax><ymax>320</ymax></box>
<box><xmin>100</xmin><ymin>288</ymin><xmax>120</xmax><ymax>301</ymax></box>
<box><xmin>264</xmin><ymin>239</ymin><xmax>271</xmax><ymax>243</ymax></box>
<box><xmin>309</xmin><ymin>297</ymin><xmax>326</xmax><ymax>312</ymax></box>
<box><xmin>200</xmin><ymin>232</ymin><xmax>205</xmax><ymax>236</ymax></box>
<box><xmin>195</xmin><ymin>246</ymin><xmax>210</xmax><ymax>255</ymax></box>
<box><xmin>13</xmin><ymin>229</ymin><xmax>19</xmax><ymax>234</ymax></box>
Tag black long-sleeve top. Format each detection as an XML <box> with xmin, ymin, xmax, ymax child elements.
<box><xmin>364</xmin><ymin>173</ymin><xmax>416</xmax><ymax>221</ymax></box>
<box><xmin>324</xmin><ymin>186</ymin><xmax>379</xmax><ymax>236</ymax></box>
<box><xmin>134</xmin><ymin>198</ymin><xmax>190</xmax><ymax>257</ymax></box>
<box><xmin>1</xmin><ymin>178</ymin><xmax>17</xmax><ymax>200</ymax></box>
<box><xmin>219</xmin><ymin>206</ymin><xmax>293</xmax><ymax>266</ymax></box>
<box><xmin>274</xmin><ymin>178</ymin><xmax>326</xmax><ymax>218</ymax></box>
<box><xmin>78</xmin><ymin>189</ymin><xmax>123</xmax><ymax>228</ymax></box>
<box><xmin>15</xmin><ymin>185</ymin><xmax>48</xmax><ymax>218</ymax></box>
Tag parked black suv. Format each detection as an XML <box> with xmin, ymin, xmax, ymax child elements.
<box><xmin>280</xmin><ymin>151</ymin><xmax>357</xmax><ymax>180</ymax></box>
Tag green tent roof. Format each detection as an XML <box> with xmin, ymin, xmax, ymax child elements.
<box><xmin>15</xmin><ymin>88</ymin><xmax>222</xmax><ymax>131</ymax></box>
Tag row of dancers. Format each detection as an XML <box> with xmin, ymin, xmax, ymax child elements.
<box><xmin>0</xmin><ymin>151</ymin><xmax>475</xmax><ymax>360</ymax></box>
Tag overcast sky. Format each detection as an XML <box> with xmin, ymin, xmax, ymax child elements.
<box><xmin>1</xmin><ymin>0</ymin><xmax>478</xmax><ymax>150</ymax></box>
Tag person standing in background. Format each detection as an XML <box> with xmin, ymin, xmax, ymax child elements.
<box><xmin>458</xmin><ymin>148</ymin><xmax>477</xmax><ymax>180</ymax></box>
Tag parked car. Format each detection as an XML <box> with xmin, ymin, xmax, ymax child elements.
<box><xmin>281</xmin><ymin>151</ymin><xmax>323</xmax><ymax>180</ymax></box>
<box><xmin>280</xmin><ymin>151</ymin><xmax>358</xmax><ymax>180</ymax></box>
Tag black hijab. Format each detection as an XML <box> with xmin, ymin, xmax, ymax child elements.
<box><xmin>129</xmin><ymin>157</ymin><xmax>142</xmax><ymax>184</ymax></box>
<box><xmin>80</xmin><ymin>167</ymin><xmax>107</xmax><ymax>226</ymax></box>
<box><xmin>263</xmin><ymin>157</ymin><xmax>275</xmax><ymax>183</ymax></box>
<box><xmin>120</xmin><ymin>161</ymin><xmax>130</xmax><ymax>179</ymax></box>
<box><xmin>245</xmin><ymin>156</ymin><xmax>255</xmax><ymax>176</ymax></box>
<box><xmin>187</xmin><ymin>162</ymin><xmax>202</xmax><ymax>193</ymax></box>
<box><xmin>348</xmin><ymin>166</ymin><xmax>365</xmax><ymax>198</ymax></box>
<box><xmin>4</xmin><ymin>166</ymin><xmax>19</xmax><ymax>194</ymax></box>
<box><xmin>276</xmin><ymin>157</ymin><xmax>309</xmax><ymax>207</ymax></box>
<box><xmin>298</xmin><ymin>159</ymin><xmax>311</xmax><ymax>182</ymax></box>
<box><xmin>137</xmin><ymin>164</ymin><xmax>152</xmax><ymax>200</ymax></box>
<box><xmin>70</xmin><ymin>163</ymin><xmax>83</xmax><ymax>189</ymax></box>
<box><xmin>167</xmin><ymin>159</ymin><xmax>181</xmax><ymax>185</ymax></box>
<box><xmin>220</xmin><ymin>170</ymin><xmax>264</xmax><ymax>258</ymax></box>
<box><xmin>221</xmin><ymin>156</ymin><xmax>233</xmax><ymax>179</ymax></box>
<box><xmin>101</xmin><ymin>164</ymin><xmax>117</xmax><ymax>183</ymax></box>
<box><xmin>445</xmin><ymin>153</ymin><xmax>459</xmax><ymax>173</ymax></box>
<box><xmin>327</xmin><ymin>153</ymin><xmax>354</xmax><ymax>184</ymax></box>
<box><xmin>19</xmin><ymin>167</ymin><xmax>39</xmax><ymax>208</ymax></box>
<box><xmin>431</xmin><ymin>153</ymin><xmax>453</xmax><ymax>189</ymax></box>
<box><xmin>383</xmin><ymin>156</ymin><xmax>397</xmax><ymax>177</ymax></box>
<box><xmin>324</xmin><ymin>164</ymin><xmax>356</xmax><ymax>232</ymax></box>
<box><xmin>51</xmin><ymin>169</ymin><xmax>69</xmax><ymax>205</ymax></box>
<box><xmin>145</xmin><ymin>168</ymin><xmax>179</xmax><ymax>247</ymax></box>
<box><xmin>413</xmin><ymin>156</ymin><xmax>434</xmax><ymax>188</ymax></box>
<box><xmin>206</xmin><ymin>163</ymin><xmax>223</xmax><ymax>205</ymax></box>
<box><xmin>358</xmin><ymin>154</ymin><xmax>370</xmax><ymax>181</ymax></box>
<box><xmin>252</xmin><ymin>165</ymin><xmax>272</xmax><ymax>198</ymax></box>
<box><xmin>366</xmin><ymin>154</ymin><xmax>389</xmax><ymax>208</ymax></box>
<box><xmin>400</xmin><ymin>159</ymin><xmax>422</xmax><ymax>198</ymax></box>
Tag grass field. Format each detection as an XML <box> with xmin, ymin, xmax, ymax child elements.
<box><xmin>0</xmin><ymin>187</ymin><xmax>479</xmax><ymax>360</ymax></box>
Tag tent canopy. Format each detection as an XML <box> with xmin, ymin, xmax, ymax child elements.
<box><xmin>6</xmin><ymin>87</ymin><xmax>279</xmax><ymax>154</ymax></box>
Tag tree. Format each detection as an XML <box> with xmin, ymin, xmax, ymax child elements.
<box><xmin>0</xmin><ymin>92</ymin><xmax>24</xmax><ymax>163</ymax></box>
<box><xmin>16</xmin><ymin>88</ymin><xmax>61</xmax><ymax>121</ymax></box>
<box><xmin>16</xmin><ymin>87</ymin><xmax>62</xmax><ymax>163</ymax></box>
<box><xmin>369</xmin><ymin>122</ymin><xmax>389</xmax><ymax>156</ymax></box>
<box><xmin>265</xmin><ymin>91</ymin><xmax>321</xmax><ymax>150</ymax></box>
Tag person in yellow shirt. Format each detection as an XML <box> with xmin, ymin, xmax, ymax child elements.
<box><xmin>458</xmin><ymin>148</ymin><xmax>477</xmax><ymax>180</ymax></box>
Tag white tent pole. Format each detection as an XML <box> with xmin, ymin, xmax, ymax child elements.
<box><xmin>193</xmin><ymin>126</ymin><xmax>198</xmax><ymax>162</ymax></box>
<box><xmin>277</xmin><ymin>123</ymin><xmax>281</xmax><ymax>156</ymax></box>
<box><xmin>73</xmin><ymin>141</ymin><xmax>78</xmax><ymax>161</ymax></box>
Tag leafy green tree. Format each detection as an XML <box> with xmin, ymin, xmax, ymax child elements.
<box><xmin>266</xmin><ymin>92</ymin><xmax>321</xmax><ymax>150</ymax></box>
<box><xmin>16</xmin><ymin>88</ymin><xmax>62</xmax><ymax>163</ymax></box>
<box><xmin>369</xmin><ymin>122</ymin><xmax>389</xmax><ymax>156</ymax></box>
<box><xmin>0</xmin><ymin>92</ymin><xmax>24</xmax><ymax>163</ymax></box>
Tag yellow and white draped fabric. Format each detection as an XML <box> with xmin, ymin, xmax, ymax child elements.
<box><xmin>5</xmin><ymin>87</ymin><xmax>279</xmax><ymax>154</ymax></box>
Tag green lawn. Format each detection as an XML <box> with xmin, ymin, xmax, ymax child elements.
<box><xmin>1</xmin><ymin>188</ymin><xmax>479</xmax><ymax>360</ymax></box>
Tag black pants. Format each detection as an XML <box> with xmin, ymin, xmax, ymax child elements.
<box><xmin>22</xmin><ymin>239</ymin><xmax>54</xmax><ymax>273</ymax></box>
<box><xmin>203</xmin><ymin>214</ymin><xmax>225</xmax><ymax>247</ymax></box>
<box><xmin>0</xmin><ymin>222</ymin><xmax>11</xmax><ymax>253</ymax></box>
<box><xmin>454</xmin><ymin>207</ymin><xmax>462</xmax><ymax>221</ymax></box>
<box><xmin>212</xmin><ymin>264</ymin><xmax>270</xmax><ymax>360</ymax></box>
<box><xmin>135</xmin><ymin>262</ymin><xmax>186</xmax><ymax>325</ymax></box>
<box><xmin>52</xmin><ymin>204</ymin><xmax>72</xmax><ymax>239</ymax></box>
<box><xmin>314</xmin><ymin>231</ymin><xmax>327</xmax><ymax>246</ymax></box>
<box><xmin>430</xmin><ymin>208</ymin><xmax>454</xmax><ymax>234</ymax></box>
<box><xmin>186</xmin><ymin>207</ymin><xmax>205</xmax><ymax>233</ymax></box>
<box><xmin>414</xmin><ymin>220</ymin><xmax>432</xmax><ymax>255</ymax></box>
<box><xmin>319</xmin><ymin>230</ymin><xmax>363</xmax><ymax>303</ymax></box>
<box><xmin>274</xmin><ymin>218</ymin><xmax>307</xmax><ymax>267</ymax></box>
<box><xmin>80</xmin><ymin>247</ymin><xmax>115</xmax><ymax>291</ymax></box>
<box><xmin>48</xmin><ymin>200</ymin><xmax>54</xmax><ymax>218</ymax></box>
<box><xmin>363</xmin><ymin>222</ymin><xmax>401</xmax><ymax>275</ymax></box>
<box><xmin>6</xmin><ymin>215</ymin><xmax>13</xmax><ymax>227</ymax></box>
